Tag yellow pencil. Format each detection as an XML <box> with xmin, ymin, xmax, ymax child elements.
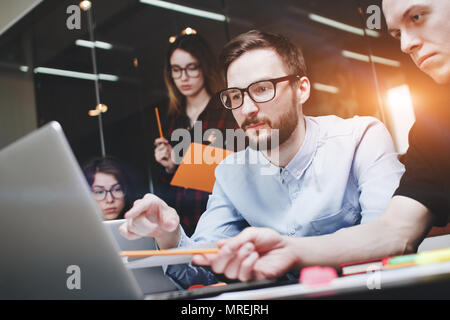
<box><xmin>120</xmin><ymin>248</ymin><xmax>219</xmax><ymax>258</ymax></box>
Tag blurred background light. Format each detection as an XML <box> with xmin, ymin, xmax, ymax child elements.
<box><xmin>140</xmin><ymin>0</ymin><xmax>226</xmax><ymax>22</ymax></box>
<box><xmin>386</xmin><ymin>85</ymin><xmax>416</xmax><ymax>154</ymax></box>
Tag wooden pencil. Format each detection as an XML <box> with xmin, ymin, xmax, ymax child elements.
<box><xmin>120</xmin><ymin>248</ymin><xmax>219</xmax><ymax>258</ymax></box>
<box><xmin>154</xmin><ymin>107</ymin><xmax>163</xmax><ymax>138</ymax></box>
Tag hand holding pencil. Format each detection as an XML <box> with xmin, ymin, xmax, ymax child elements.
<box><xmin>192</xmin><ymin>227</ymin><xmax>297</xmax><ymax>282</ymax></box>
<box><xmin>154</xmin><ymin>137</ymin><xmax>176</xmax><ymax>173</ymax></box>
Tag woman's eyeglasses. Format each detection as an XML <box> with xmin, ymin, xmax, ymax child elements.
<box><xmin>92</xmin><ymin>184</ymin><xmax>125</xmax><ymax>201</ymax></box>
<box><xmin>171</xmin><ymin>63</ymin><xmax>201</xmax><ymax>79</ymax></box>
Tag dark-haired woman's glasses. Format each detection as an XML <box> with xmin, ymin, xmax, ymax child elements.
<box><xmin>92</xmin><ymin>184</ymin><xmax>125</xmax><ymax>201</ymax></box>
<box><xmin>171</xmin><ymin>63</ymin><xmax>200</xmax><ymax>79</ymax></box>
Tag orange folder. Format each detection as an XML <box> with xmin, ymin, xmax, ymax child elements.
<box><xmin>170</xmin><ymin>142</ymin><xmax>234</xmax><ymax>193</ymax></box>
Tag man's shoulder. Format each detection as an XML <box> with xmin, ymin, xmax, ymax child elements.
<box><xmin>308</xmin><ymin>115</ymin><xmax>384</xmax><ymax>139</ymax></box>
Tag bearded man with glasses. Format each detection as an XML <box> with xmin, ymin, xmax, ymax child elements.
<box><xmin>120</xmin><ymin>30</ymin><xmax>404</xmax><ymax>287</ymax></box>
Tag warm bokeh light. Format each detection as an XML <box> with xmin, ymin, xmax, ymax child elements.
<box><xmin>313</xmin><ymin>82</ymin><xmax>340</xmax><ymax>94</ymax></box>
<box><xmin>169</xmin><ymin>28</ymin><xmax>197</xmax><ymax>43</ymax></box>
<box><xmin>88</xmin><ymin>104</ymin><xmax>108</xmax><ymax>117</ymax></box>
<box><xmin>97</xmin><ymin>104</ymin><xmax>108</xmax><ymax>113</ymax></box>
<box><xmin>386</xmin><ymin>85</ymin><xmax>416</xmax><ymax>154</ymax></box>
<box><xmin>88</xmin><ymin>109</ymin><xmax>99</xmax><ymax>116</ymax></box>
<box><xmin>79</xmin><ymin>0</ymin><xmax>92</xmax><ymax>11</ymax></box>
<box><xmin>182</xmin><ymin>27</ymin><xmax>196</xmax><ymax>35</ymax></box>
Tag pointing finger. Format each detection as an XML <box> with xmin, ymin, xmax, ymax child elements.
<box><xmin>118</xmin><ymin>220</ymin><xmax>142</xmax><ymax>240</ymax></box>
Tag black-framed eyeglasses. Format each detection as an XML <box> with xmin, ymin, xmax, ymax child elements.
<box><xmin>219</xmin><ymin>74</ymin><xmax>300</xmax><ymax>110</ymax></box>
<box><xmin>91</xmin><ymin>184</ymin><xmax>125</xmax><ymax>201</ymax></box>
<box><xmin>171</xmin><ymin>63</ymin><xmax>201</xmax><ymax>79</ymax></box>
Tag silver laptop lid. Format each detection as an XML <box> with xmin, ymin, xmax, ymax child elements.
<box><xmin>0</xmin><ymin>122</ymin><xmax>142</xmax><ymax>299</ymax></box>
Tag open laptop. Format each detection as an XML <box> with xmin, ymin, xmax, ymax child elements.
<box><xmin>0</xmin><ymin>122</ymin><xmax>178</xmax><ymax>299</ymax></box>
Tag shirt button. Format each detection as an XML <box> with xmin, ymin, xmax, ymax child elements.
<box><xmin>288</xmin><ymin>227</ymin><xmax>296</xmax><ymax>236</ymax></box>
<box><xmin>283</xmin><ymin>171</ymin><xmax>289</xmax><ymax>178</ymax></box>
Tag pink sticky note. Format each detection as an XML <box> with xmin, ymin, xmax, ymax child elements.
<box><xmin>299</xmin><ymin>266</ymin><xmax>338</xmax><ymax>288</ymax></box>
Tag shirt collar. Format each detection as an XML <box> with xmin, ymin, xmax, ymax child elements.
<box><xmin>248</xmin><ymin>116</ymin><xmax>319</xmax><ymax>181</ymax></box>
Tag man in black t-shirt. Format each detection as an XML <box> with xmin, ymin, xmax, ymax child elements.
<box><xmin>189</xmin><ymin>0</ymin><xmax>450</xmax><ymax>282</ymax></box>
<box><xmin>383</xmin><ymin>0</ymin><xmax>450</xmax><ymax>227</ymax></box>
<box><xmin>393</xmin><ymin>106</ymin><xmax>450</xmax><ymax>227</ymax></box>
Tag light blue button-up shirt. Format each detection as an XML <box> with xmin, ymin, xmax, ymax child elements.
<box><xmin>166</xmin><ymin>115</ymin><xmax>405</xmax><ymax>288</ymax></box>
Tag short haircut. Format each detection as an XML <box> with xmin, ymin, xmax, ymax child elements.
<box><xmin>220</xmin><ymin>29</ymin><xmax>307</xmax><ymax>82</ymax></box>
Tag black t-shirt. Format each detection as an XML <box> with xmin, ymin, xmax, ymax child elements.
<box><xmin>394</xmin><ymin>105</ymin><xmax>450</xmax><ymax>226</ymax></box>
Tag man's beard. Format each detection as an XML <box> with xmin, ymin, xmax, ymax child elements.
<box><xmin>243</xmin><ymin>102</ymin><xmax>299</xmax><ymax>151</ymax></box>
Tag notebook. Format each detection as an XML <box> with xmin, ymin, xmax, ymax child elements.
<box><xmin>170</xmin><ymin>142</ymin><xmax>234</xmax><ymax>193</ymax></box>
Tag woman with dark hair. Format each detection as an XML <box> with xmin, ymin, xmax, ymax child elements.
<box><xmin>163</xmin><ymin>32</ymin><xmax>224</xmax><ymax>118</ymax></box>
<box><xmin>83</xmin><ymin>156</ymin><xmax>134</xmax><ymax>220</ymax></box>
<box><xmin>154</xmin><ymin>32</ymin><xmax>237</xmax><ymax>236</ymax></box>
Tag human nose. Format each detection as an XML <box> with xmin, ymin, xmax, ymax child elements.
<box><xmin>180</xmin><ymin>69</ymin><xmax>189</xmax><ymax>80</ymax></box>
<box><xmin>400</xmin><ymin>29</ymin><xmax>422</xmax><ymax>55</ymax></box>
<box><xmin>240</xmin><ymin>92</ymin><xmax>259</xmax><ymax>117</ymax></box>
<box><xmin>105</xmin><ymin>191</ymin><xmax>114</xmax><ymax>203</ymax></box>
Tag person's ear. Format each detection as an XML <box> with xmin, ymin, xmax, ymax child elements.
<box><xmin>297</xmin><ymin>76</ymin><xmax>310</xmax><ymax>104</ymax></box>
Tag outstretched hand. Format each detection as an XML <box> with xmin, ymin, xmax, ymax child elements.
<box><xmin>192</xmin><ymin>227</ymin><xmax>299</xmax><ymax>282</ymax></box>
<box><xmin>118</xmin><ymin>194</ymin><xmax>180</xmax><ymax>249</ymax></box>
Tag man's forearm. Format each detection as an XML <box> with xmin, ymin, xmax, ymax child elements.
<box><xmin>289</xmin><ymin>196</ymin><xmax>434</xmax><ymax>268</ymax></box>
<box><xmin>288</xmin><ymin>219</ymin><xmax>405</xmax><ymax>268</ymax></box>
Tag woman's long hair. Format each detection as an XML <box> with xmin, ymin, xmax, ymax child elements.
<box><xmin>164</xmin><ymin>33</ymin><xmax>224</xmax><ymax>116</ymax></box>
